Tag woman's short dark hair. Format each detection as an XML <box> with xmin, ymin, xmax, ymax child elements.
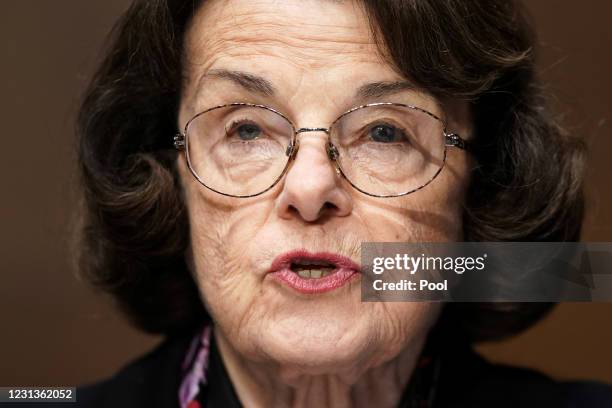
<box><xmin>76</xmin><ymin>0</ymin><xmax>586</xmax><ymax>339</ymax></box>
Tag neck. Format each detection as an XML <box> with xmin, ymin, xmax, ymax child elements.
<box><xmin>214</xmin><ymin>330</ymin><xmax>427</xmax><ymax>408</ymax></box>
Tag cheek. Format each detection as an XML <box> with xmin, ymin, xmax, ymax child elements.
<box><xmin>352</xmin><ymin>162</ymin><xmax>468</xmax><ymax>244</ymax></box>
<box><xmin>187</xmin><ymin>200</ymin><xmax>264</xmax><ymax>340</ymax></box>
<box><xmin>179</xmin><ymin>161</ymin><xmax>273</xmax><ymax>331</ymax></box>
<box><xmin>405</xmin><ymin>152</ymin><xmax>471</xmax><ymax>241</ymax></box>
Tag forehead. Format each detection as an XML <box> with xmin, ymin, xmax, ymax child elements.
<box><xmin>182</xmin><ymin>0</ymin><xmax>418</xmax><ymax>106</ymax></box>
<box><xmin>184</xmin><ymin>0</ymin><xmax>380</xmax><ymax>66</ymax></box>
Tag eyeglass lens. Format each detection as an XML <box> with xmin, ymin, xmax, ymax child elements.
<box><xmin>185</xmin><ymin>104</ymin><xmax>446</xmax><ymax>197</ymax></box>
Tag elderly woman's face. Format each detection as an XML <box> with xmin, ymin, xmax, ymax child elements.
<box><xmin>178</xmin><ymin>0</ymin><xmax>471</xmax><ymax>377</ymax></box>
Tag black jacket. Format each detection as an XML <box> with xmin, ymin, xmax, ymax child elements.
<box><xmin>14</xmin><ymin>331</ymin><xmax>612</xmax><ymax>408</ymax></box>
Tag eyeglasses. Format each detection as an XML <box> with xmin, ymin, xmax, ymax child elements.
<box><xmin>174</xmin><ymin>102</ymin><xmax>468</xmax><ymax>198</ymax></box>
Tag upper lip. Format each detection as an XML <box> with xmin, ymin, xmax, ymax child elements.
<box><xmin>269</xmin><ymin>249</ymin><xmax>361</xmax><ymax>273</ymax></box>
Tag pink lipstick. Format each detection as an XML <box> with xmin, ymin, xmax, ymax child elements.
<box><xmin>268</xmin><ymin>249</ymin><xmax>360</xmax><ymax>294</ymax></box>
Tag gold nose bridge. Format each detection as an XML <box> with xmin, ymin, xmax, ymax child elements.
<box><xmin>287</xmin><ymin>127</ymin><xmax>338</xmax><ymax>163</ymax></box>
<box><xmin>295</xmin><ymin>127</ymin><xmax>330</xmax><ymax>134</ymax></box>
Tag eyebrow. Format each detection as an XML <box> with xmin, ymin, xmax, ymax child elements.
<box><xmin>355</xmin><ymin>81</ymin><xmax>417</xmax><ymax>99</ymax></box>
<box><xmin>199</xmin><ymin>69</ymin><xmax>415</xmax><ymax>100</ymax></box>
<box><xmin>203</xmin><ymin>69</ymin><xmax>277</xmax><ymax>96</ymax></box>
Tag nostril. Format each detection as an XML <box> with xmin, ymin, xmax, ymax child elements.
<box><xmin>323</xmin><ymin>202</ymin><xmax>337</xmax><ymax>211</ymax></box>
<box><xmin>288</xmin><ymin>204</ymin><xmax>300</xmax><ymax>216</ymax></box>
<box><xmin>285</xmin><ymin>202</ymin><xmax>339</xmax><ymax>221</ymax></box>
<box><xmin>320</xmin><ymin>202</ymin><xmax>338</xmax><ymax>215</ymax></box>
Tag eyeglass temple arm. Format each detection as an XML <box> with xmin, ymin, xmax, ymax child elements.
<box><xmin>445</xmin><ymin>133</ymin><xmax>469</xmax><ymax>151</ymax></box>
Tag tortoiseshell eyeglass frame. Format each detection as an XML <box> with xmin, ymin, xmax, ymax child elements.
<box><xmin>173</xmin><ymin>102</ymin><xmax>469</xmax><ymax>198</ymax></box>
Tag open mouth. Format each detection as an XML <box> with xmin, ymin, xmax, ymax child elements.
<box><xmin>289</xmin><ymin>259</ymin><xmax>337</xmax><ymax>279</ymax></box>
<box><xmin>268</xmin><ymin>250</ymin><xmax>361</xmax><ymax>294</ymax></box>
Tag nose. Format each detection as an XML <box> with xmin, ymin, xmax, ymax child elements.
<box><xmin>276</xmin><ymin>131</ymin><xmax>352</xmax><ymax>222</ymax></box>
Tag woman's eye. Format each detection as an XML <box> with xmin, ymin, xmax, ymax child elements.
<box><xmin>236</xmin><ymin>123</ymin><xmax>262</xmax><ymax>140</ymax></box>
<box><xmin>368</xmin><ymin>124</ymin><xmax>404</xmax><ymax>143</ymax></box>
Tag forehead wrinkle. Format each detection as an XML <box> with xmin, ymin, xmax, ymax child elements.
<box><xmin>184</xmin><ymin>35</ymin><xmax>384</xmax><ymax>103</ymax></box>
<box><xmin>220</xmin><ymin>18</ymin><xmax>373</xmax><ymax>46</ymax></box>
<box><xmin>189</xmin><ymin>33</ymin><xmax>383</xmax><ymax>79</ymax></box>
<box><xmin>216</xmin><ymin>0</ymin><xmax>372</xmax><ymax>41</ymax></box>
<box><xmin>230</xmin><ymin>11</ymin><xmax>370</xmax><ymax>44</ymax></box>
<box><xmin>185</xmin><ymin>1</ymin><xmax>379</xmax><ymax>67</ymax></box>
<box><xmin>196</xmin><ymin>26</ymin><xmax>377</xmax><ymax>66</ymax></box>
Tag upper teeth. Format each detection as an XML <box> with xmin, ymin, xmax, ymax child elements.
<box><xmin>297</xmin><ymin>269</ymin><xmax>332</xmax><ymax>279</ymax></box>
<box><xmin>293</xmin><ymin>259</ymin><xmax>334</xmax><ymax>267</ymax></box>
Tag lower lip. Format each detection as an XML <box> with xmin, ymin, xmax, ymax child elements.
<box><xmin>269</xmin><ymin>268</ymin><xmax>359</xmax><ymax>294</ymax></box>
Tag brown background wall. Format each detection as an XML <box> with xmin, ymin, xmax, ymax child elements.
<box><xmin>0</xmin><ymin>1</ymin><xmax>610</xmax><ymax>387</ymax></box>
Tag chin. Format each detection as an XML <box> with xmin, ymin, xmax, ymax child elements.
<box><xmin>251</xmin><ymin>314</ymin><xmax>377</xmax><ymax>375</ymax></box>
